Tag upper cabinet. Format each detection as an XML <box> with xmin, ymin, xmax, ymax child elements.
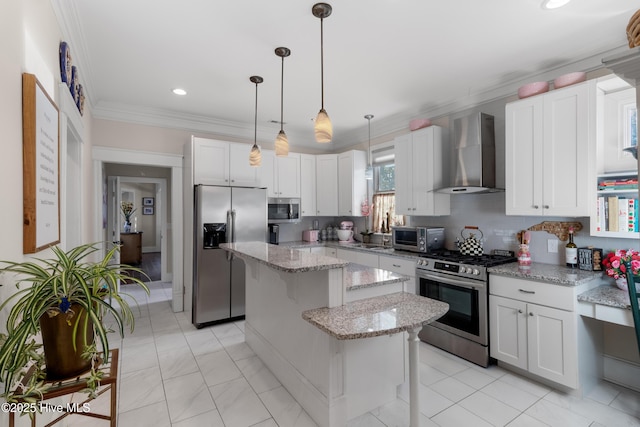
<box><xmin>316</xmin><ymin>154</ymin><xmax>339</xmax><ymax>216</ymax></box>
<box><xmin>192</xmin><ymin>137</ymin><xmax>259</xmax><ymax>187</ymax></box>
<box><xmin>505</xmin><ymin>81</ymin><xmax>595</xmax><ymax>216</ymax></box>
<box><xmin>394</xmin><ymin>126</ymin><xmax>450</xmax><ymax>216</ymax></box>
<box><xmin>338</xmin><ymin>150</ymin><xmax>367</xmax><ymax>216</ymax></box>
<box><xmin>260</xmin><ymin>150</ymin><xmax>301</xmax><ymax>198</ymax></box>
<box><xmin>300</xmin><ymin>154</ymin><xmax>317</xmax><ymax>217</ymax></box>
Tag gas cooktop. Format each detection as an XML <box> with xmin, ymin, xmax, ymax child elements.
<box><xmin>419</xmin><ymin>250</ymin><xmax>517</xmax><ymax>268</ymax></box>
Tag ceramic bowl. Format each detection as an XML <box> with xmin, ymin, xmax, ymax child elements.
<box><xmin>553</xmin><ymin>72</ymin><xmax>586</xmax><ymax>89</ymax></box>
<box><xmin>336</xmin><ymin>229</ymin><xmax>353</xmax><ymax>241</ymax></box>
<box><xmin>517</xmin><ymin>81</ymin><xmax>550</xmax><ymax>99</ymax></box>
<box><xmin>409</xmin><ymin>118</ymin><xmax>432</xmax><ymax>131</ymax></box>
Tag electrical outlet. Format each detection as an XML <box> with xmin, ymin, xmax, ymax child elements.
<box><xmin>547</xmin><ymin>239</ymin><xmax>558</xmax><ymax>253</ymax></box>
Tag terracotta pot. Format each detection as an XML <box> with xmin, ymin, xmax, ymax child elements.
<box><xmin>39</xmin><ymin>303</ymin><xmax>94</xmax><ymax>380</ymax></box>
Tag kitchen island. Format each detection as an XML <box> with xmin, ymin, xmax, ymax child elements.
<box><xmin>220</xmin><ymin>242</ymin><xmax>448</xmax><ymax>427</ymax></box>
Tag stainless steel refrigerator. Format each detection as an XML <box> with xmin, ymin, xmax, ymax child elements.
<box><xmin>193</xmin><ymin>185</ymin><xmax>267</xmax><ymax>328</ymax></box>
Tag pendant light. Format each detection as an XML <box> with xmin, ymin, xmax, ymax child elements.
<box><xmin>275</xmin><ymin>47</ymin><xmax>290</xmax><ymax>157</ymax></box>
<box><xmin>249</xmin><ymin>76</ymin><xmax>263</xmax><ymax>167</ymax></box>
<box><xmin>364</xmin><ymin>114</ymin><xmax>374</xmax><ymax>180</ymax></box>
<box><xmin>312</xmin><ymin>3</ymin><xmax>333</xmax><ymax>143</ymax></box>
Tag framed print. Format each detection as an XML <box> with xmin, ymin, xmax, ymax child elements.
<box><xmin>142</xmin><ymin>197</ymin><xmax>154</xmax><ymax>206</ymax></box>
<box><xmin>22</xmin><ymin>73</ymin><xmax>60</xmax><ymax>253</ymax></box>
<box><xmin>143</xmin><ymin>206</ymin><xmax>154</xmax><ymax>215</ymax></box>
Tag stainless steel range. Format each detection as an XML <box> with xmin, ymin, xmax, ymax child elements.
<box><xmin>416</xmin><ymin>250</ymin><xmax>516</xmax><ymax>367</ymax></box>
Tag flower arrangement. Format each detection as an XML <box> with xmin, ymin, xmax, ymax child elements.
<box><xmin>121</xmin><ymin>201</ymin><xmax>136</xmax><ymax>222</ymax></box>
<box><xmin>602</xmin><ymin>249</ymin><xmax>640</xmax><ymax>279</ymax></box>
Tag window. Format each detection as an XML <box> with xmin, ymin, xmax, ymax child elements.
<box><xmin>369</xmin><ymin>145</ymin><xmax>405</xmax><ymax>233</ymax></box>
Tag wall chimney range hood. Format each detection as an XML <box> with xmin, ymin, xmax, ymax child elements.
<box><xmin>436</xmin><ymin>112</ymin><xmax>503</xmax><ymax>194</ymax></box>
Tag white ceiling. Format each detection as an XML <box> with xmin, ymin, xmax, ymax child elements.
<box><xmin>52</xmin><ymin>0</ymin><xmax>638</xmax><ymax>151</ymax></box>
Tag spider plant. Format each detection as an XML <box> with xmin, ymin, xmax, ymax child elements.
<box><xmin>0</xmin><ymin>242</ymin><xmax>149</xmax><ymax>401</ymax></box>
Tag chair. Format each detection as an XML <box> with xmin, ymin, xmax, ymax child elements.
<box><xmin>623</xmin><ymin>260</ymin><xmax>640</xmax><ymax>355</ymax></box>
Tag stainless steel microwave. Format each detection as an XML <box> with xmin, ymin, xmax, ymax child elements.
<box><xmin>268</xmin><ymin>198</ymin><xmax>301</xmax><ymax>224</ymax></box>
<box><xmin>392</xmin><ymin>226</ymin><xmax>445</xmax><ymax>253</ymax></box>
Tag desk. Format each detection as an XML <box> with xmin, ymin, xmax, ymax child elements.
<box><xmin>8</xmin><ymin>349</ymin><xmax>119</xmax><ymax>427</ymax></box>
<box><xmin>578</xmin><ymin>285</ymin><xmax>634</xmax><ymax>327</ymax></box>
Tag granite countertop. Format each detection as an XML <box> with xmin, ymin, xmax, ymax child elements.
<box><xmin>280</xmin><ymin>240</ymin><xmax>421</xmax><ymax>261</ymax></box>
<box><xmin>578</xmin><ymin>285</ymin><xmax>632</xmax><ymax>310</ymax></box>
<box><xmin>220</xmin><ymin>242</ymin><xmax>347</xmax><ymax>273</ymax></box>
<box><xmin>488</xmin><ymin>262</ymin><xmax>604</xmax><ymax>286</ymax></box>
<box><xmin>345</xmin><ymin>263</ymin><xmax>409</xmax><ymax>291</ymax></box>
<box><xmin>302</xmin><ymin>292</ymin><xmax>449</xmax><ymax>340</ymax></box>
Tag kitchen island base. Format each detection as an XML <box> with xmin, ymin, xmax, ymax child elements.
<box><xmin>243</xmin><ymin>260</ymin><xmax>405</xmax><ymax>426</ymax></box>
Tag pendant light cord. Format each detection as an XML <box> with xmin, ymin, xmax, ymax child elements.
<box><xmin>254</xmin><ymin>81</ymin><xmax>258</xmax><ymax>145</ymax></box>
<box><xmin>320</xmin><ymin>17</ymin><xmax>325</xmax><ymax>109</ymax></box>
<box><xmin>368</xmin><ymin>118</ymin><xmax>371</xmax><ymax>166</ymax></box>
<box><xmin>280</xmin><ymin>55</ymin><xmax>285</xmax><ymax>132</ymax></box>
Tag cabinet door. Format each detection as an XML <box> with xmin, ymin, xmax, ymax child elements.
<box><xmin>527</xmin><ymin>303</ymin><xmax>577</xmax><ymax>388</ymax></box>
<box><xmin>338</xmin><ymin>152</ymin><xmax>354</xmax><ymax>215</ymax></box>
<box><xmin>542</xmin><ymin>84</ymin><xmax>591</xmax><ymax>216</ymax></box>
<box><xmin>193</xmin><ymin>139</ymin><xmax>230</xmax><ymax>185</ymax></box>
<box><xmin>316</xmin><ymin>154</ymin><xmax>338</xmax><ymax>216</ymax></box>
<box><xmin>277</xmin><ymin>153</ymin><xmax>301</xmax><ymax>198</ymax></box>
<box><xmin>394</xmin><ymin>134</ymin><xmax>413</xmax><ymax>215</ymax></box>
<box><xmin>300</xmin><ymin>154</ymin><xmax>317</xmax><ymax>217</ymax></box>
<box><xmin>489</xmin><ymin>295</ymin><xmax>527</xmax><ymax>370</ymax></box>
<box><xmin>260</xmin><ymin>150</ymin><xmax>277</xmax><ymax>197</ymax></box>
<box><xmin>229</xmin><ymin>143</ymin><xmax>259</xmax><ymax>187</ymax></box>
<box><xmin>505</xmin><ymin>97</ymin><xmax>543</xmax><ymax>215</ymax></box>
<box><xmin>411</xmin><ymin>127</ymin><xmax>450</xmax><ymax>216</ymax></box>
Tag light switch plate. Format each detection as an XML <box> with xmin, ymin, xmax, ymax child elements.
<box><xmin>547</xmin><ymin>239</ymin><xmax>558</xmax><ymax>253</ymax></box>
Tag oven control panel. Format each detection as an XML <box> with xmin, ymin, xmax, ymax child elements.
<box><xmin>416</xmin><ymin>258</ymin><xmax>484</xmax><ymax>278</ymax></box>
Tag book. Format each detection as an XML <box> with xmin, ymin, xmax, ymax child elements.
<box><xmin>618</xmin><ymin>198</ymin><xmax>628</xmax><ymax>232</ymax></box>
<box><xmin>608</xmin><ymin>196</ymin><xmax>619</xmax><ymax>232</ymax></box>
<box><xmin>629</xmin><ymin>198</ymin><xmax>636</xmax><ymax>232</ymax></box>
<box><xmin>596</xmin><ymin>196</ymin><xmax>605</xmax><ymax>232</ymax></box>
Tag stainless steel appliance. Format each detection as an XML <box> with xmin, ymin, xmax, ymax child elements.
<box><xmin>193</xmin><ymin>185</ymin><xmax>267</xmax><ymax>328</ymax></box>
<box><xmin>436</xmin><ymin>112</ymin><xmax>503</xmax><ymax>194</ymax></box>
<box><xmin>416</xmin><ymin>250</ymin><xmax>516</xmax><ymax>366</ymax></box>
<box><xmin>392</xmin><ymin>226</ymin><xmax>444</xmax><ymax>254</ymax></box>
<box><xmin>268</xmin><ymin>197</ymin><xmax>301</xmax><ymax>223</ymax></box>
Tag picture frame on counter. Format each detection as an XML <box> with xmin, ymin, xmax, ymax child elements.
<box><xmin>22</xmin><ymin>73</ymin><xmax>60</xmax><ymax>253</ymax></box>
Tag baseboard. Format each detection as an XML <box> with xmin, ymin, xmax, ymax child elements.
<box><xmin>603</xmin><ymin>355</ymin><xmax>640</xmax><ymax>392</ymax></box>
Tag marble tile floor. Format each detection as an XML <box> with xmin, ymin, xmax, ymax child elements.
<box><xmin>61</xmin><ymin>282</ymin><xmax>640</xmax><ymax>427</ymax></box>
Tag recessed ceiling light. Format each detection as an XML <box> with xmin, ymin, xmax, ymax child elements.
<box><xmin>541</xmin><ymin>0</ymin><xmax>571</xmax><ymax>9</ymax></box>
<box><xmin>172</xmin><ymin>88</ymin><xmax>187</xmax><ymax>95</ymax></box>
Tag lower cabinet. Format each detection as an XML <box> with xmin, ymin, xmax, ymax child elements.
<box><xmin>336</xmin><ymin>248</ymin><xmax>379</xmax><ymax>269</ymax></box>
<box><xmin>489</xmin><ymin>276</ymin><xmax>578</xmax><ymax>388</ymax></box>
<box><xmin>378</xmin><ymin>255</ymin><xmax>417</xmax><ymax>294</ymax></box>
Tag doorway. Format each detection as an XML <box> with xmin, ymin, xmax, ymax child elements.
<box><xmin>92</xmin><ymin>147</ymin><xmax>183</xmax><ymax>312</ymax></box>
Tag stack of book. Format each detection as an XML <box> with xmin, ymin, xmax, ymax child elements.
<box><xmin>596</xmin><ymin>195</ymin><xmax>639</xmax><ymax>232</ymax></box>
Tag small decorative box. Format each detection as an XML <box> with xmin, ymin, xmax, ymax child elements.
<box><xmin>578</xmin><ymin>247</ymin><xmax>603</xmax><ymax>271</ymax></box>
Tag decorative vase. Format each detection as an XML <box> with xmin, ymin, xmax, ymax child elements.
<box><xmin>39</xmin><ymin>304</ymin><xmax>94</xmax><ymax>380</ymax></box>
<box><xmin>615</xmin><ymin>277</ymin><xmax>640</xmax><ymax>292</ymax></box>
<box><xmin>124</xmin><ymin>220</ymin><xmax>131</xmax><ymax>233</ymax></box>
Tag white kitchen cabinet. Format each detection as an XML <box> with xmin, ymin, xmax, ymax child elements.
<box><xmin>260</xmin><ymin>150</ymin><xmax>301</xmax><ymax>198</ymax></box>
<box><xmin>489</xmin><ymin>276</ymin><xmax>578</xmax><ymax>388</ymax></box>
<box><xmin>310</xmin><ymin>246</ymin><xmax>324</xmax><ymax>254</ymax></box>
<box><xmin>379</xmin><ymin>255</ymin><xmax>417</xmax><ymax>294</ymax></box>
<box><xmin>324</xmin><ymin>247</ymin><xmax>337</xmax><ymax>257</ymax></box>
<box><xmin>316</xmin><ymin>154</ymin><xmax>339</xmax><ymax>216</ymax></box>
<box><xmin>192</xmin><ymin>137</ymin><xmax>259</xmax><ymax>187</ymax></box>
<box><xmin>505</xmin><ymin>80</ymin><xmax>595</xmax><ymax>216</ymax></box>
<box><xmin>336</xmin><ymin>248</ymin><xmax>379</xmax><ymax>269</ymax></box>
<box><xmin>394</xmin><ymin>126</ymin><xmax>450</xmax><ymax>216</ymax></box>
<box><xmin>300</xmin><ymin>154</ymin><xmax>317</xmax><ymax>217</ymax></box>
<box><xmin>338</xmin><ymin>150</ymin><xmax>367</xmax><ymax>216</ymax></box>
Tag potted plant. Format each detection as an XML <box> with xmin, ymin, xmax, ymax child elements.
<box><xmin>0</xmin><ymin>242</ymin><xmax>149</xmax><ymax>404</ymax></box>
<box><xmin>602</xmin><ymin>249</ymin><xmax>640</xmax><ymax>291</ymax></box>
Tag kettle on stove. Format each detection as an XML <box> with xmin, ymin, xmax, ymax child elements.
<box><xmin>457</xmin><ymin>226</ymin><xmax>484</xmax><ymax>256</ymax></box>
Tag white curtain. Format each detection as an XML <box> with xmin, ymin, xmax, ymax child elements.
<box><xmin>372</xmin><ymin>194</ymin><xmax>405</xmax><ymax>233</ymax></box>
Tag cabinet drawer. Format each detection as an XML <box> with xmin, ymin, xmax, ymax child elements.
<box><xmin>379</xmin><ymin>256</ymin><xmax>415</xmax><ymax>277</ymax></box>
<box><xmin>490</xmin><ymin>275</ymin><xmax>574</xmax><ymax>312</ymax></box>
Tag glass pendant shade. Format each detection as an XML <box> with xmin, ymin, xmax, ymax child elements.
<box><xmin>365</xmin><ymin>165</ymin><xmax>373</xmax><ymax>180</ymax></box>
<box><xmin>249</xmin><ymin>144</ymin><xmax>261</xmax><ymax>167</ymax></box>
<box><xmin>315</xmin><ymin>109</ymin><xmax>333</xmax><ymax>143</ymax></box>
<box><xmin>275</xmin><ymin>130</ymin><xmax>289</xmax><ymax>156</ymax></box>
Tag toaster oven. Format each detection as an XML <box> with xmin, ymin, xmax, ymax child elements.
<box><xmin>392</xmin><ymin>226</ymin><xmax>445</xmax><ymax>253</ymax></box>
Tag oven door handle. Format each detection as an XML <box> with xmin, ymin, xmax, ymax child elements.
<box><xmin>418</xmin><ymin>271</ymin><xmax>485</xmax><ymax>290</ymax></box>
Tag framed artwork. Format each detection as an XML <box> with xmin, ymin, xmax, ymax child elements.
<box><xmin>143</xmin><ymin>206</ymin><xmax>154</xmax><ymax>215</ymax></box>
<box><xmin>142</xmin><ymin>197</ymin><xmax>154</xmax><ymax>206</ymax></box>
<box><xmin>22</xmin><ymin>73</ymin><xmax>60</xmax><ymax>253</ymax></box>
<box><xmin>624</xmin><ymin>104</ymin><xmax>637</xmax><ymax>149</ymax></box>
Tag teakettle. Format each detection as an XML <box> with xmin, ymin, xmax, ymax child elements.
<box><xmin>457</xmin><ymin>226</ymin><xmax>484</xmax><ymax>256</ymax></box>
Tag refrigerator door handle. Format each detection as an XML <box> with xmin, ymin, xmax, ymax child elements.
<box><xmin>226</xmin><ymin>210</ymin><xmax>233</xmax><ymax>261</ymax></box>
<box><xmin>231</xmin><ymin>209</ymin><xmax>237</xmax><ymax>242</ymax></box>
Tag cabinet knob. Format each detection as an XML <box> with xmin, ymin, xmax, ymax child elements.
<box><xmin>225</xmin><ymin>179</ymin><xmax>229</xmax><ymax>182</ymax></box>
<box><xmin>393</xmin><ymin>264</ymin><xmax>401</xmax><ymax>268</ymax></box>
<box><xmin>543</xmin><ymin>205</ymin><xmax>549</xmax><ymax>209</ymax></box>
<box><xmin>533</xmin><ymin>205</ymin><xmax>539</xmax><ymax>209</ymax></box>
<box><xmin>231</xmin><ymin>180</ymin><xmax>235</xmax><ymax>183</ymax></box>
<box><xmin>529</xmin><ymin>312</ymin><xmax>534</xmax><ymax>317</ymax></box>
<box><xmin>518</xmin><ymin>309</ymin><xmax>523</xmax><ymax>314</ymax></box>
